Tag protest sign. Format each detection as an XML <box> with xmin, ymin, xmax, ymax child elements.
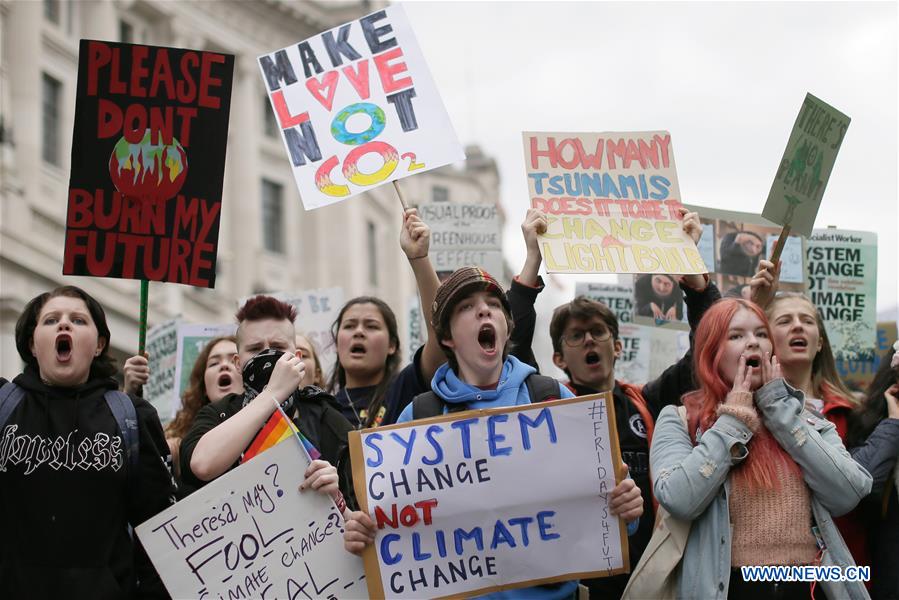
<box><xmin>836</xmin><ymin>322</ymin><xmax>898</xmax><ymax>392</ymax></box>
<box><xmin>420</xmin><ymin>202</ymin><xmax>503</xmax><ymax>276</ymax></box>
<box><xmin>144</xmin><ymin>318</ymin><xmax>179</xmax><ymax>422</ymax></box>
<box><xmin>259</xmin><ymin>5</ymin><xmax>464</xmax><ymax>210</ymax></box>
<box><xmin>648</xmin><ymin>327</ymin><xmax>690</xmax><ymax>382</ymax></box>
<box><xmin>574</xmin><ymin>282</ymin><xmax>635</xmax><ymax>324</ymax></box>
<box><xmin>407</xmin><ymin>295</ymin><xmax>425</xmax><ymax>365</ymax></box>
<box><xmin>136</xmin><ymin>437</ymin><xmax>365</xmax><ymax>599</ymax></box>
<box><xmin>64</xmin><ymin>40</ymin><xmax>233</xmax><ymax>286</ymax></box>
<box><xmin>762</xmin><ymin>93</ymin><xmax>850</xmax><ymax>237</ymax></box>
<box><xmin>349</xmin><ymin>395</ymin><xmax>628</xmax><ymax>599</ymax></box>
<box><xmin>522</xmin><ymin>131</ymin><xmax>705</xmax><ymax>275</ymax></box>
<box><xmin>684</xmin><ymin>204</ymin><xmax>807</xmax><ymax>308</ymax></box>
<box><xmin>239</xmin><ymin>287</ymin><xmax>345</xmax><ymax>381</ymax></box>
<box><xmin>173</xmin><ymin>323</ymin><xmax>237</xmax><ymax>418</ymax></box>
<box><xmin>807</xmin><ymin>229</ymin><xmax>878</xmax><ymax>361</ymax></box>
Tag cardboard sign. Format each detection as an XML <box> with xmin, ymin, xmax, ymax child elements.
<box><xmin>684</xmin><ymin>204</ymin><xmax>807</xmax><ymax>314</ymax></box>
<box><xmin>574</xmin><ymin>282</ymin><xmax>635</xmax><ymax>324</ymax></box>
<box><xmin>522</xmin><ymin>131</ymin><xmax>705</xmax><ymax>275</ymax></box>
<box><xmin>144</xmin><ymin>318</ymin><xmax>180</xmax><ymax>423</ymax></box>
<box><xmin>64</xmin><ymin>40</ymin><xmax>234</xmax><ymax>287</ymax></box>
<box><xmin>420</xmin><ymin>202</ymin><xmax>504</xmax><ymax>276</ymax></box>
<box><xmin>136</xmin><ymin>438</ymin><xmax>366</xmax><ymax>599</ymax></box>
<box><xmin>807</xmin><ymin>229</ymin><xmax>878</xmax><ymax>361</ymax></box>
<box><xmin>259</xmin><ymin>5</ymin><xmax>464</xmax><ymax>210</ymax></box>
<box><xmin>407</xmin><ymin>295</ymin><xmax>426</xmax><ymax>364</ymax></box>
<box><xmin>349</xmin><ymin>395</ymin><xmax>628</xmax><ymax>599</ymax></box>
<box><xmin>173</xmin><ymin>323</ymin><xmax>238</xmax><ymax>419</ymax></box>
<box><xmin>762</xmin><ymin>93</ymin><xmax>850</xmax><ymax>237</ymax></box>
<box><xmin>239</xmin><ymin>288</ymin><xmax>345</xmax><ymax>382</ymax></box>
<box><xmin>836</xmin><ymin>322</ymin><xmax>898</xmax><ymax>392</ymax></box>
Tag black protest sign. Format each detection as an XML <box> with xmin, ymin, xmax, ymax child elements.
<box><xmin>64</xmin><ymin>40</ymin><xmax>234</xmax><ymax>287</ymax></box>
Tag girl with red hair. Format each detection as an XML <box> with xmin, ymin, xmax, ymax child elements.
<box><xmin>648</xmin><ymin>298</ymin><xmax>871</xmax><ymax>599</ymax></box>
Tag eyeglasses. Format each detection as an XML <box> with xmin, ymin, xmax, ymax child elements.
<box><xmin>562</xmin><ymin>327</ymin><xmax>613</xmax><ymax>347</ymax></box>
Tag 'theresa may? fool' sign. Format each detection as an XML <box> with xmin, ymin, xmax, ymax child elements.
<box><xmin>259</xmin><ymin>5</ymin><xmax>464</xmax><ymax>210</ymax></box>
<box><xmin>523</xmin><ymin>131</ymin><xmax>706</xmax><ymax>275</ymax></box>
<box><xmin>349</xmin><ymin>395</ymin><xmax>629</xmax><ymax>599</ymax></box>
<box><xmin>136</xmin><ymin>438</ymin><xmax>366</xmax><ymax>599</ymax></box>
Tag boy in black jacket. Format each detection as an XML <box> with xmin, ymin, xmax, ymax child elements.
<box><xmin>179</xmin><ymin>296</ymin><xmax>355</xmax><ymax>509</ymax></box>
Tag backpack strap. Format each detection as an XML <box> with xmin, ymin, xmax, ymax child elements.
<box><xmin>0</xmin><ymin>382</ymin><xmax>26</xmax><ymax>430</ymax></box>
<box><xmin>411</xmin><ymin>391</ymin><xmax>473</xmax><ymax>420</ymax></box>
<box><xmin>104</xmin><ymin>391</ymin><xmax>140</xmax><ymax>474</ymax></box>
<box><xmin>524</xmin><ymin>374</ymin><xmax>562</xmax><ymax>403</ymax></box>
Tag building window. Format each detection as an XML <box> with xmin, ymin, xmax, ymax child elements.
<box><xmin>119</xmin><ymin>20</ymin><xmax>134</xmax><ymax>43</ymax></box>
<box><xmin>42</xmin><ymin>73</ymin><xmax>62</xmax><ymax>166</ymax></box>
<box><xmin>261</xmin><ymin>179</ymin><xmax>284</xmax><ymax>254</ymax></box>
<box><xmin>432</xmin><ymin>185</ymin><xmax>449</xmax><ymax>203</ymax></box>
<box><xmin>367</xmin><ymin>221</ymin><xmax>378</xmax><ymax>286</ymax></box>
<box><xmin>263</xmin><ymin>97</ymin><xmax>279</xmax><ymax>137</ymax></box>
<box><xmin>44</xmin><ymin>0</ymin><xmax>60</xmax><ymax>24</ymax></box>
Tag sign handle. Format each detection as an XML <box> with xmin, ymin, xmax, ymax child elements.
<box><xmin>138</xmin><ymin>280</ymin><xmax>149</xmax><ymax>355</ymax></box>
<box><xmin>769</xmin><ymin>225</ymin><xmax>792</xmax><ymax>265</ymax></box>
<box><xmin>393</xmin><ymin>180</ymin><xmax>409</xmax><ymax>212</ymax></box>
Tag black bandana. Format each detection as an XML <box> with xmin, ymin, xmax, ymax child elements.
<box><xmin>241</xmin><ymin>348</ymin><xmax>296</xmax><ymax>413</ymax></box>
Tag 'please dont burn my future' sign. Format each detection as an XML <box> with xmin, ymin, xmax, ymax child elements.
<box><xmin>64</xmin><ymin>40</ymin><xmax>234</xmax><ymax>287</ymax></box>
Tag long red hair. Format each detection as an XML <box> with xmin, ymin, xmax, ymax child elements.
<box><xmin>686</xmin><ymin>298</ymin><xmax>801</xmax><ymax>489</ymax></box>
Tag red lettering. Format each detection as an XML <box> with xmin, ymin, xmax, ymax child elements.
<box><xmin>118</xmin><ymin>233</ymin><xmax>145</xmax><ymax>278</ymax></box>
<box><xmin>97</xmin><ymin>99</ymin><xmax>123</xmax><ymax>139</ymax></box>
<box><xmin>414</xmin><ymin>499</ymin><xmax>438</xmax><ymax>526</ymax></box>
<box><xmin>143</xmin><ymin>237</ymin><xmax>170</xmax><ymax>280</ymax></box>
<box><xmin>176</xmin><ymin>53</ymin><xmax>198</xmax><ymax>104</ymax></box>
<box><xmin>399</xmin><ymin>505</ymin><xmax>419</xmax><ymax>527</ymax></box>
<box><xmin>530</xmin><ymin>136</ymin><xmax>557</xmax><ymax>169</ymax></box>
<box><xmin>86</xmin><ymin>41</ymin><xmax>111</xmax><ymax>96</ymax></box>
<box><xmin>198</xmin><ymin>53</ymin><xmax>226</xmax><ymax>109</ymax></box>
<box><xmin>342</xmin><ymin>60</ymin><xmax>371</xmax><ymax>100</ymax></box>
<box><xmin>95</xmin><ymin>190</ymin><xmax>123</xmax><ymax>230</ymax></box>
<box><xmin>532</xmin><ymin>196</ymin><xmax>591</xmax><ymax>216</ymax></box>
<box><xmin>149</xmin><ymin>107</ymin><xmax>174</xmax><ymax>146</ymax></box>
<box><xmin>168</xmin><ymin>238</ymin><xmax>191</xmax><ymax>283</ymax></box>
<box><xmin>119</xmin><ymin>196</ymin><xmax>142</xmax><ymax>233</ymax></box>
<box><xmin>85</xmin><ymin>231</ymin><xmax>117</xmax><ymax>276</ymax></box>
<box><xmin>373</xmin><ymin>47</ymin><xmax>412</xmax><ymax>94</ymax></box>
<box><xmin>176</xmin><ymin>106</ymin><xmax>197</xmax><ymax>146</ymax></box>
<box><xmin>129</xmin><ymin>45</ymin><xmax>149</xmax><ymax>98</ymax></box>
<box><xmin>109</xmin><ymin>48</ymin><xmax>127</xmax><ymax>94</ymax></box>
<box><xmin>148</xmin><ymin>49</ymin><xmax>175</xmax><ymax>99</ymax></box>
<box><xmin>123</xmin><ymin>104</ymin><xmax>147</xmax><ymax>143</ymax></box>
<box><xmin>305</xmin><ymin>71</ymin><xmax>339</xmax><ymax>111</ymax></box>
<box><xmin>195</xmin><ymin>199</ymin><xmax>221</xmax><ymax>243</ymax></box>
<box><xmin>188</xmin><ymin>241</ymin><xmax>214</xmax><ymax>287</ymax></box>
<box><xmin>173</xmin><ymin>196</ymin><xmax>199</xmax><ymax>240</ymax></box>
<box><xmin>375</xmin><ymin>505</ymin><xmax>398</xmax><ymax>529</ymax></box>
<box><xmin>63</xmin><ymin>230</ymin><xmax>90</xmax><ymax>274</ymax></box>
<box><xmin>271</xmin><ymin>90</ymin><xmax>310</xmax><ymax>129</ymax></box>
<box><xmin>67</xmin><ymin>189</ymin><xmax>94</xmax><ymax>227</ymax></box>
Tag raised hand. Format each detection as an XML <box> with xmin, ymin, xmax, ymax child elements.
<box><xmin>123</xmin><ymin>353</ymin><xmax>149</xmax><ymax>395</ymax></box>
<box><xmin>343</xmin><ymin>510</ymin><xmax>377</xmax><ymax>556</ymax></box>
<box><xmin>750</xmin><ymin>259</ymin><xmax>781</xmax><ymax>309</ymax></box>
<box><xmin>266</xmin><ymin>352</ymin><xmax>305</xmax><ymax>402</ymax></box>
<box><xmin>400</xmin><ymin>207</ymin><xmax>430</xmax><ymax>260</ymax></box>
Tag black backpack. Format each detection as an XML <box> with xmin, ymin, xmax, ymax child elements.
<box><xmin>411</xmin><ymin>373</ymin><xmax>561</xmax><ymax>419</ymax></box>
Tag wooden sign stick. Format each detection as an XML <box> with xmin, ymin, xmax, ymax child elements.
<box><xmin>393</xmin><ymin>180</ymin><xmax>410</xmax><ymax>212</ymax></box>
<box><xmin>769</xmin><ymin>225</ymin><xmax>792</xmax><ymax>265</ymax></box>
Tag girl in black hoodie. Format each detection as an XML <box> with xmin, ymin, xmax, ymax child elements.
<box><xmin>0</xmin><ymin>286</ymin><xmax>174</xmax><ymax>599</ymax></box>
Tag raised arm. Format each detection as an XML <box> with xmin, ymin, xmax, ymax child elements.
<box><xmin>508</xmin><ymin>208</ymin><xmax>547</xmax><ymax>370</ymax></box>
<box><xmin>401</xmin><ymin>208</ymin><xmax>444</xmax><ymax>384</ymax></box>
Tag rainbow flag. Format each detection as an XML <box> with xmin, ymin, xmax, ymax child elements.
<box><xmin>241</xmin><ymin>405</ymin><xmax>321</xmax><ymax>463</ymax></box>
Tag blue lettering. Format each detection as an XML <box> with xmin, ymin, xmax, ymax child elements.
<box><xmin>435</xmin><ymin>529</ymin><xmax>447</xmax><ymax>558</ymax></box>
<box><xmin>601</xmin><ymin>173</ymin><xmax>621</xmax><ymax>198</ymax></box>
<box><xmin>528</xmin><ymin>172</ymin><xmax>548</xmax><ymax>194</ymax></box>
<box><xmin>519</xmin><ymin>407</ymin><xmax>558</xmax><ymax>450</ymax></box>
<box><xmin>389</xmin><ymin>430</ymin><xmax>417</xmax><ymax>466</ymax></box>
<box><xmin>537</xmin><ymin>510</ymin><xmax>560</xmax><ymax>541</ymax></box>
<box><xmin>581</xmin><ymin>172</ymin><xmax>603</xmax><ymax>196</ymax></box>
<box><xmin>451</xmin><ymin>418</ymin><xmax>478</xmax><ymax>459</ymax></box>
<box><xmin>487</xmin><ymin>415</ymin><xmax>512</xmax><ymax>457</ymax></box>
<box><xmin>453</xmin><ymin>527</ymin><xmax>484</xmax><ymax>554</ymax></box>
<box><xmin>364</xmin><ymin>433</ymin><xmax>383</xmax><ymax>467</ymax></box>
<box><xmin>380</xmin><ymin>533</ymin><xmax>402</xmax><ymax>565</ymax></box>
<box><xmin>508</xmin><ymin>516</ymin><xmax>534</xmax><ymax>547</ymax></box>
<box><xmin>422</xmin><ymin>425</ymin><xmax>444</xmax><ymax>466</ymax></box>
<box><xmin>412</xmin><ymin>532</ymin><xmax>432</xmax><ymax>561</ymax></box>
<box><xmin>649</xmin><ymin>175</ymin><xmax>670</xmax><ymax>200</ymax></box>
<box><xmin>490</xmin><ymin>520</ymin><xmax>517</xmax><ymax>549</ymax></box>
<box><xmin>547</xmin><ymin>175</ymin><xmax>563</xmax><ymax>195</ymax></box>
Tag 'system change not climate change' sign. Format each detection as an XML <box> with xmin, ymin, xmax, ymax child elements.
<box><xmin>259</xmin><ymin>5</ymin><xmax>464</xmax><ymax>209</ymax></box>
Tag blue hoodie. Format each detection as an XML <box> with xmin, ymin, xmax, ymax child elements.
<box><xmin>396</xmin><ymin>356</ymin><xmax>578</xmax><ymax>600</ymax></box>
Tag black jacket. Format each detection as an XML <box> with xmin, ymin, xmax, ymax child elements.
<box><xmin>179</xmin><ymin>386</ymin><xmax>356</xmax><ymax>507</ymax></box>
<box><xmin>0</xmin><ymin>368</ymin><xmax>174</xmax><ymax>600</ymax></box>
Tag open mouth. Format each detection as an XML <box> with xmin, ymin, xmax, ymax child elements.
<box><xmin>789</xmin><ymin>337</ymin><xmax>808</xmax><ymax>350</ymax></box>
<box><xmin>745</xmin><ymin>355</ymin><xmax>761</xmax><ymax>368</ymax></box>
<box><xmin>349</xmin><ymin>342</ymin><xmax>367</xmax><ymax>357</ymax></box>
<box><xmin>585</xmin><ymin>351</ymin><xmax>600</xmax><ymax>365</ymax></box>
<box><xmin>217</xmin><ymin>373</ymin><xmax>233</xmax><ymax>388</ymax></box>
<box><xmin>56</xmin><ymin>335</ymin><xmax>73</xmax><ymax>362</ymax></box>
<box><xmin>478</xmin><ymin>324</ymin><xmax>497</xmax><ymax>353</ymax></box>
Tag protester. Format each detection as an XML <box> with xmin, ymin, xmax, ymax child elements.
<box><xmin>328</xmin><ymin>208</ymin><xmax>445</xmax><ymax>428</ymax></box>
<box><xmin>179</xmin><ymin>296</ymin><xmax>353</xmax><ymax>505</ymax></box>
<box><xmin>846</xmin><ymin>346</ymin><xmax>899</xmax><ymax>600</ymax></box>
<box><xmin>649</xmin><ymin>298</ymin><xmax>871</xmax><ymax>599</ymax></box>
<box><xmin>0</xmin><ymin>286</ymin><xmax>174</xmax><ymax>599</ymax></box>
<box><xmin>125</xmin><ymin>334</ymin><xmax>242</xmax><ymax>485</ymax></box>
<box><xmin>751</xmin><ymin>260</ymin><xmax>877</xmax><ymax>568</ymax></box>
<box><xmin>343</xmin><ymin>266</ymin><xmax>644</xmax><ymax>599</ymax></box>
<box><xmin>719</xmin><ymin>229</ymin><xmax>765</xmax><ymax>276</ymax></box>
<box><xmin>635</xmin><ymin>273</ymin><xmax>683</xmax><ymax>321</ymax></box>
<box><xmin>509</xmin><ymin>207</ymin><xmax>717</xmax><ymax>597</ymax></box>
<box><xmin>297</xmin><ymin>332</ymin><xmax>326</xmax><ymax>387</ymax></box>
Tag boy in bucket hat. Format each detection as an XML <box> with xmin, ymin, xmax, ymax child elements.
<box><xmin>343</xmin><ymin>266</ymin><xmax>644</xmax><ymax>599</ymax></box>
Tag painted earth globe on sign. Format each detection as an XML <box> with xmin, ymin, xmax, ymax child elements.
<box><xmin>108</xmin><ymin>129</ymin><xmax>188</xmax><ymax>202</ymax></box>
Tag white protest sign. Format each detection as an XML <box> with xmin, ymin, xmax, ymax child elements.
<box><xmin>173</xmin><ymin>323</ymin><xmax>238</xmax><ymax>419</ymax></box>
<box><xmin>574</xmin><ymin>282</ymin><xmax>635</xmax><ymax>324</ymax></box>
<box><xmin>349</xmin><ymin>395</ymin><xmax>628</xmax><ymax>599</ymax></box>
<box><xmin>136</xmin><ymin>438</ymin><xmax>366</xmax><ymax>599</ymax></box>
<box><xmin>762</xmin><ymin>93</ymin><xmax>850</xmax><ymax>237</ymax></box>
<box><xmin>239</xmin><ymin>287</ymin><xmax>345</xmax><ymax>382</ymax></box>
<box><xmin>144</xmin><ymin>318</ymin><xmax>179</xmax><ymax>422</ymax></box>
<box><xmin>407</xmin><ymin>295</ymin><xmax>425</xmax><ymax>365</ymax></box>
<box><xmin>807</xmin><ymin>229</ymin><xmax>878</xmax><ymax>361</ymax></box>
<box><xmin>420</xmin><ymin>202</ymin><xmax>504</xmax><ymax>275</ymax></box>
<box><xmin>259</xmin><ymin>5</ymin><xmax>464</xmax><ymax>210</ymax></box>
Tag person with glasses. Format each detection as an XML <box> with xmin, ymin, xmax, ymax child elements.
<box><xmin>509</xmin><ymin>207</ymin><xmax>720</xmax><ymax>599</ymax></box>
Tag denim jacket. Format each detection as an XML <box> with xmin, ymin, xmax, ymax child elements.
<box><xmin>651</xmin><ymin>379</ymin><xmax>872</xmax><ymax>600</ymax></box>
